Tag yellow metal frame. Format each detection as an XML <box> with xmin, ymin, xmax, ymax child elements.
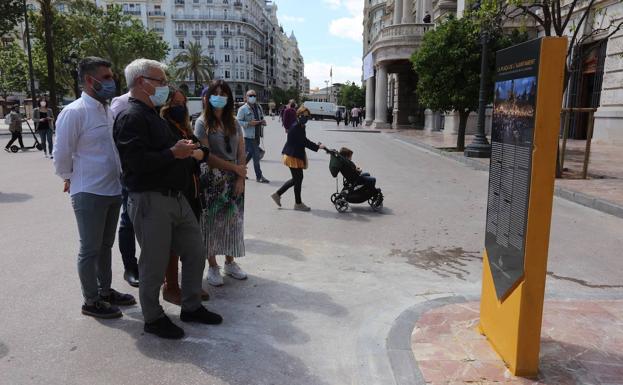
<box><xmin>479</xmin><ymin>37</ymin><xmax>567</xmax><ymax>377</ymax></box>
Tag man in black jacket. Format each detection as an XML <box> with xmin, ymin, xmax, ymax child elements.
<box><xmin>114</xmin><ymin>58</ymin><xmax>222</xmax><ymax>339</ymax></box>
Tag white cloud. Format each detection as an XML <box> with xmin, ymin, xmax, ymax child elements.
<box><xmin>323</xmin><ymin>0</ymin><xmax>342</xmax><ymax>10</ymax></box>
<box><xmin>327</xmin><ymin>0</ymin><xmax>364</xmax><ymax>42</ymax></box>
<box><xmin>281</xmin><ymin>15</ymin><xmax>305</xmax><ymax>23</ymax></box>
<box><xmin>305</xmin><ymin>58</ymin><xmax>362</xmax><ymax>89</ymax></box>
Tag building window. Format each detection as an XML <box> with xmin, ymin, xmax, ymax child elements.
<box><xmin>179</xmin><ymin>40</ymin><xmax>185</xmax><ymax>49</ymax></box>
<box><xmin>225</xmin><ymin>70</ymin><xmax>230</xmax><ymax>78</ymax></box>
<box><xmin>224</xmin><ymin>38</ymin><xmax>229</xmax><ymax>48</ymax></box>
<box><xmin>225</xmin><ymin>54</ymin><xmax>230</xmax><ymax>62</ymax></box>
<box><xmin>239</xmin><ymin>39</ymin><xmax>244</xmax><ymax>49</ymax></box>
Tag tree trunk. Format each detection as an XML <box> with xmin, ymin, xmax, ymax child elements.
<box><xmin>194</xmin><ymin>70</ymin><xmax>199</xmax><ymax>96</ymax></box>
<box><xmin>41</xmin><ymin>0</ymin><xmax>58</xmax><ymax>116</ymax></box>
<box><xmin>457</xmin><ymin>110</ymin><xmax>469</xmax><ymax>151</ymax></box>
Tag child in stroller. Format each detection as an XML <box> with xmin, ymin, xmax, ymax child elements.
<box><xmin>326</xmin><ymin>147</ymin><xmax>383</xmax><ymax>212</ymax></box>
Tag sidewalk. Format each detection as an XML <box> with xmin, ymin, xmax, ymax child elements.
<box><xmin>390</xmin><ymin>129</ymin><xmax>623</xmax><ymax>219</ymax></box>
<box><xmin>410</xmin><ymin>299</ymin><xmax>623</xmax><ymax>384</ymax></box>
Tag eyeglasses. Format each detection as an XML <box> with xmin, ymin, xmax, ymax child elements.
<box><xmin>248</xmin><ymin>94</ymin><xmax>257</xmax><ymax>97</ymax></box>
<box><xmin>142</xmin><ymin>76</ymin><xmax>168</xmax><ymax>86</ymax></box>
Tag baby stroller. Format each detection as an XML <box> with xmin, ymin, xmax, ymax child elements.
<box><xmin>325</xmin><ymin>148</ymin><xmax>383</xmax><ymax>213</ymax></box>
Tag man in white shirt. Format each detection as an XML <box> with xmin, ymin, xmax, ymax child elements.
<box><xmin>53</xmin><ymin>57</ymin><xmax>135</xmax><ymax>319</ymax></box>
<box><xmin>351</xmin><ymin>106</ymin><xmax>360</xmax><ymax>127</ymax></box>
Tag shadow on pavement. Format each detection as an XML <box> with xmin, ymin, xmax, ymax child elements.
<box><xmin>0</xmin><ymin>192</ymin><xmax>33</xmax><ymax>203</ymax></box>
<box><xmin>0</xmin><ymin>342</ymin><xmax>8</xmax><ymax>360</ymax></box>
<box><xmin>93</xmin><ymin>275</ymin><xmax>346</xmax><ymax>385</ymax></box>
<box><xmin>309</xmin><ymin>206</ymin><xmax>393</xmax><ymax>221</ymax></box>
<box><xmin>245</xmin><ymin>238</ymin><xmax>306</xmax><ymax>261</ymax></box>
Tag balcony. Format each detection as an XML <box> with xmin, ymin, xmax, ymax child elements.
<box><xmin>368</xmin><ymin>23</ymin><xmax>433</xmax><ymax>62</ymax></box>
<box><xmin>123</xmin><ymin>10</ymin><xmax>141</xmax><ymax>16</ymax></box>
<box><xmin>222</xmin><ymin>30</ymin><xmax>233</xmax><ymax>36</ymax></box>
<box><xmin>175</xmin><ymin>0</ymin><xmax>184</xmax><ymax>5</ymax></box>
<box><xmin>175</xmin><ymin>30</ymin><xmax>187</xmax><ymax>36</ymax></box>
<box><xmin>192</xmin><ymin>30</ymin><xmax>203</xmax><ymax>36</ymax></box>
<box><xmin>152</xmin><ymin>27</ymin><xmax>165</xmax><ymax>33</ymax></box>
<box><xmin>234</xmin><ymin>1</ymin><xmax>242</xmax><ymax>8</ymax></box>
<box><xmin>206</xmin><ymin>30</ymin><xmax>217</xmax><ymax>36</ymax></box>
<box><xmin>148</xmin><ymin>10</ymin><xmax>165</xmax><ymax>17</ymax></box>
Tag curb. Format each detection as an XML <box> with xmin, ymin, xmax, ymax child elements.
<box><xmin>386</xmin><ymin>296</ymin><xmax>471</xmax><ymax>385</ymax></box>
<box><xmin>391</xmin><ymin>133</ymin><xmax>623</xmax><ymax>220</ymax></box>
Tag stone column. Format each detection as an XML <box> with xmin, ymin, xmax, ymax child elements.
<box><xmin>365</xmin><ymin>75</ymin><xmax>375</xmax><ymax>125</ymax></box>
<box><xmin>393</xmin><ymin>0</ymin><xmax>403</xmax><ymax>25</ymax></box>
<box><xmin>373</xmin><ymin>64</ymin><xmax>390</xmax><ymax>129</ymax></box>
<box><xmin>402</xmin><ymin>0</ymin><xmax>414</xmax><ymax>23</ymax></box>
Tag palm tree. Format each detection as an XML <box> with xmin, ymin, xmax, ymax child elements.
<box><xmin>171</xmin><ymin>41</ymin><xmax>214</xmax><ymax>96</ymax></box>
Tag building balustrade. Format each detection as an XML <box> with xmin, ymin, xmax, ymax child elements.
<box><xmin>148</xmin><ymin>10</ymin><xmax>165</xmax><ymax>17</ymax></box>
<box><xmin>123</xmin><ymin>10</ymin><xmax>141</xmax><ymax>16</ymax></box>
<box><xmin>175</xmin><ymin>30</ymin><xmax>187</xmax><ymax>36</ymax></box>
<box><xmin>192</xmin><ymin>30</ymin><xmax>203</xmax><ymax>36</ymax></box>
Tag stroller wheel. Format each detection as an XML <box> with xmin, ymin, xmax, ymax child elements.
<box><xmin>335</xmin><ymin>198</ymin><xmax>349</xmax><ymax>213</ymax></box>
<box><xmin>10</xmin><ymin>145</ymin><xmax>19</xmax><ymax>153</ymax></box>
<box><xmin>36</xmin><ymin>143</ymin><xmax>43</xmax><ymax>151</ymax></box>
<box><xmin>330</xmin><ymin>193</ymin><xmax>341</xmax><ymax>204</ymax></box>
<box><xmin>368</xmin><ymin>193</ymin><xmax>384</xmax><ymax>212</ymax></box>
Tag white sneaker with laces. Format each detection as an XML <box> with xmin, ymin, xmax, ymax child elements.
<box><xmin>207</xmin><ymin>266</ymin><xmax>224</xmax><ymax>287</ymax></box>
<box><xmin>224</xmin><ymin>262</ymin><xmax>248</xmax><ymax>280</ymax></box>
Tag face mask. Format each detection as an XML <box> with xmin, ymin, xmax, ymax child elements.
<box><xmin>209</xmin><ymin>95</ymin><xmax>228</xmax><ymax>109</ymax></box>
<box><xmin>40</xmin><ymin>101</ymin><xmax>47</xmax><ymax>107</ymax></box>
<box><xmin>169</xmin><ymin>105</ymin><xmax>187</xmax><ymax>124</ymax></box>
<box><xmin>90</xmin><ymin>76</ymin><xmax>116</xmax><ymax>100</ymax></box>
<box><xmin>149</xmin><ymin>86</ymin><xmax>169</xmax><ymax>107</ymax></box>
<box><xmin>298</xmin><ymin>115</ymin><xmax>309</xmax><ymax>125</ymax></box>
<box><xmin>247</xmin><ymin>96</ymin><xmax>256</xmax><ymax>104</ymax></box>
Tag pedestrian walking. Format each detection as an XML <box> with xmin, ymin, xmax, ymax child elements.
<box><xmin>160</xmin><ymin>87</ymin><xmax>212</xmax><ymax>305</ymax></box>
<box><xmin>111</xmin><ymin>90</ymin><xmax>139</xmax><ymax>288</ymax></box>
<box><xmin>33</xmin><ymin>99</ymin><xmax>54</xmax><ymax>158</ymax></box>
<box><xmin>271</xmin><ymin>106</ymin><xmax>325</xmax><ymax>211</ymax></box>
<box><xmin>115</xmin><ymin>58</ymin><xmax>222</xmax><ymax>340</ymax></box>
<box><xmin>53</xmin><ymin>56</ymin><xmax>135</xmax><ymax>319</ymax></box>
<box><xmin>344</xmin><ymin>109</ymin><xmax>350</xmax><ymax>126</ymax></box>
<box><xmin>4</xmin><ymin>105</ymin><xmax>25</xmax><ymax>152</ymax></box>
<box><xmin>351</xmin><ymin>106</ymin><xmax>360</xmax><ymax>127</ymax></box>
<box><xmin>194</xmin><ymin>80</ymin><xmax>249</xmax><ymax>288</ymax></box>
<box><xmin>237</xmin><ymin>89</ymin><xmax>269</xmax><ymax>183</ymax></box>
<box><xmin>282</xmin><ymin>99</ymin><xmax>297</xmax><ymax>133</ymax></box>
<box><xmin>335</xmin><ymin>109</ymin><xmax>342</xmax><ymax>126</ymax></box>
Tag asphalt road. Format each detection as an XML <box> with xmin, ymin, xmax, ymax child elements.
<box><xmin>1</xmin><ymin>118</ymin><xmax>622</xmax><ymax>385</ymax></box>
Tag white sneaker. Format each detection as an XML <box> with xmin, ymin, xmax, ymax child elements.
<box><xmin>206</xmin><ymin>266</ymin><xmax>224</xmax><ymax>287</ymax></box>
<box><xmin>224</xmin><ymin>262</ymin><xmax>248</xmax><ymax>280</ymax></box>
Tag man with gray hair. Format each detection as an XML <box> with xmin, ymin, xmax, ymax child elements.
<box><xmin>114</xmin><ymin>58</ymin><xmax>222</xmax><ymax>339</ymax></box>
<box><xmin>237</xmin><ymin>89</ymin><xmax>269</xmax><ymax>183</ymax></box>
<box><xmin>53</xmin><ymin>56</ymin><xmax>136</xmax><ymax>319</ymax></box>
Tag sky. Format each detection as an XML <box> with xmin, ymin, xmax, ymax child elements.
<box><xmin>273</xmin><ymin>0</ymin><xmax>364</xmax><ymax>89</ymax></box>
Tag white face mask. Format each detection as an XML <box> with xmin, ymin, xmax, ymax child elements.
<box><xmin>247</xmin><ymin>96</ymin><xmax>256</xmax><ymax>104</ymax></box>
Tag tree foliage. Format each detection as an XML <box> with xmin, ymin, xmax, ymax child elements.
<box><xmin>0</xmin><ymin>0</ymin><xmax>24</xmax><ymax>38</ymax></box>
<box><xmin>337</xmin><ymin>82</ymin><xmax>365</xmax><ymax>109</ymax></box>
<box><xmin>171</xmin><ymin>41</ymin><xmax>214</xmax><ymax>96</ymax></box>
<box><xmin>0</xmin><ymin>42</ymin><xmax>29</xmax><ymax>98</ymax></box>
<box><xmin>271</xmin><ymin>86</ymin><xmax>300</xmax><ymax>106</ymax></box>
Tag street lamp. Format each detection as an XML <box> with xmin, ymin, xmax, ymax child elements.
<box><xmin>464</xmin><ymin>0</ymin><xmax>492</xmax><ymax>158</ymax></box>
<box><xmin>63</xmin><ymin>51</ymin><xmax>80</xmax><ymax>98</ymax></box>
<box><xmin>324</xmin><ymin>80</ymin><xmax>329</xmax><ymax>102</ymax></box>
<box><xmin>23</xmin><ymin>0</ymin><xmax>37</xmax><ymax>110</ymax></box>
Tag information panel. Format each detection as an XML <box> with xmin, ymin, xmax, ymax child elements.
<box><xmin>485</xmin><ymin>39</ymin><xmax>541</xmax><ymax>300</ymax></box>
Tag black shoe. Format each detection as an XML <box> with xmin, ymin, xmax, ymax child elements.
<box><xmin>180</xmin><ymin>305</ymin><xmax>223</xmax><ymax>325</ymax></box>
<box><xmin>144</xmin><ymin>316</ymin><xmax>185</xmax><ymax>339</ymax></box>
<box><xmin>123</xmin><ymin>270</ymin><xmax>139</xmax><ymax>287</ymax></box>
<box><xmin>100</xmin><ymin>289</ymin><xmax>136</xmax><ymax>306</ymax></box>
<box><xmin>257</xmin><ymin>177</ymin><xmax>270</xmax><ymax>183</ymax></box>
<box><xmin>81</xmin><ymin>300</ymin><xmax>122</xmax><ymax>319</ymax></box>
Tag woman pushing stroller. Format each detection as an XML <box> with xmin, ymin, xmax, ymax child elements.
<box><xmin>271</xmin><ymin>106</ymin><xmax>325</xmax><ymax>211</ymax></box>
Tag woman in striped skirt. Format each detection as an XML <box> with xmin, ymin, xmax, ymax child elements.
<box><xmin>194</xmin><ymin>80</ymin><xmax>248</xmax><ymax>287</ymax></box>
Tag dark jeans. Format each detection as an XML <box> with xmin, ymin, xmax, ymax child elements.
<box><xmin>277</xmin><ymin>167</ymin><xmax>304</xmax><ymax>204</ymax></box>
<box><xmin>357</xmin><ymin>173</ymin><xmax>376</xmax><ymax>189</ymax></box>
<box><xmin>5</xmin><ymin>132</ymin><xmax>24</xmax><ymax>149</ymax></box>
<box><xmin>245</xmin><ymin>137</ymin><xmax>263</xmax><ymax>179</ymax></box>
<box><xmin>37</xmin><ymin>129</ymin><xmax>53</xmax><ymax>155</ymax></box>
<box><xmin>118</xmin><ymin>188</ymin><xmax>138</xmax><ymax>273</ymax></box>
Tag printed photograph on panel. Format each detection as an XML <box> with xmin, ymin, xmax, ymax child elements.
<box><xmin>491</xmin><ymin>76</ymin><xmax>537</xmax><ymax>147</ymax></box>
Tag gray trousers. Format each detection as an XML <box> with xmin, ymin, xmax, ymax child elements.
<box><xmin>71</xmin><ymin>192</ymin><xmax>122</xmax><ymax>305</ymax></box>
<box><xmin>127</xmin><ymin>191</ymin><xmax>205</xmax><ymax>323</ymax></box>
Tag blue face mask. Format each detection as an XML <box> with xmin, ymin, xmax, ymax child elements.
<box><xmin>209</xmin><ymin>95</ymin><xmax>228</xmax><ymax>109</ymax></box>
<box><xmin>149</xmin><ymin>86</ymin><xmax>170</xmax><ymax>107</ymax></box>
<box><xmin>247</xmin><ymin>96</ymin><xmax>256</xmax><ymax>104</ymax></box>
<box><xmin>91</xmin><ymin>77</ymin><xmax>116</xmax><ymax>101</ymax></box>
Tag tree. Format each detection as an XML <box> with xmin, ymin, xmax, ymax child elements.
<box><xmin>171</xmin><ymin>41</ymin><xmax>214</xmax><ymax>96</ymax></box>
<box><xmin>37</xmin><ymin>0</ymin><xmax>59</xmax><ymax>116</ymax></box>
<box><xmin>270</xmin><ymin>86</ymin><xmax>300</xmax><ymax>107</ymax></box>
<box><xmin>412</xmin><ymin>16</ymin><xmax>481</xmax><ymax>151</ymax></box>
<box><xmin>0</xmin><ymin>0</ymin><xmax>24</xmax><ymax>38</ymax></box>
<box><xmin>337</xmin><ymin>82</ymin><xmax>365</xmax><ymax>109</ymax></box>
<box><xmin>0</xmin><ymin>42</ymin><xmax>29</xmax><ymax>99</ymax></box>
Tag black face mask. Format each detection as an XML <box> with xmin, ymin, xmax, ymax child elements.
<box><xmin>298</xmin><ymin>115</ymin><xmax>309</xmax><ymax>125</ymax></box>
<box><xmin>169</xmin><ymin>105</ymin><xmax>187</xmax><ymax>124</ymax></box>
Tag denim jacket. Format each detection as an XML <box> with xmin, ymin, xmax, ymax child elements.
<box><xmin>236</xmin><ymin>103</ymin><xmax>264</xmax><ymax>139</ymax></box>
